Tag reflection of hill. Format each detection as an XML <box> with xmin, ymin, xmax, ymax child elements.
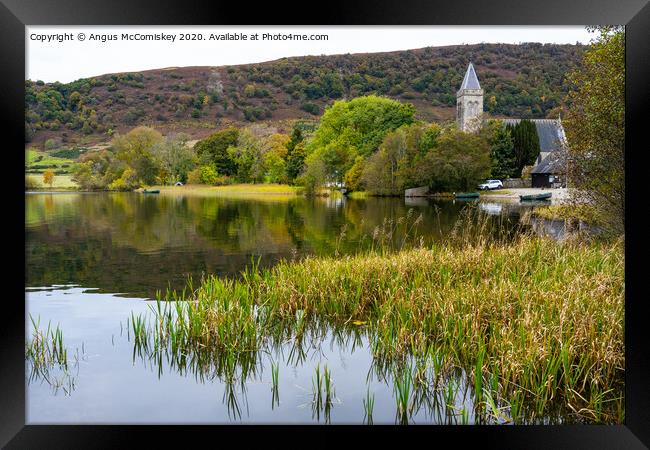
<box><xmin>26</xmin><ymin>193</ymin><xmax>528</xmax><ymax>297</ymax></box>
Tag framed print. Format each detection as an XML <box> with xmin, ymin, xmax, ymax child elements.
<box><xmin>2</xmin><ymin>0</ymin><xmax>649</xmax><ymax>447</ymax></box>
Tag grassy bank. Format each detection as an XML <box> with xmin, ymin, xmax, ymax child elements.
<box><xmin>480</xmin><ymin>189</ymin><xmax>514</xmax><ymax>196</ymax></box>
<box><xmin>136</xmin><ymin>223</ymin><xmax>624</xmax><ymax>423</ymax></box>
<box><xmin>532</xmin><ymin>204</ymin><xmax>605</xmax><ymax>225</ymax></box>
<box><xmin>153</xmin><ymin>183</ymin><xmax>299</xmax><ymax>199</ymax></box>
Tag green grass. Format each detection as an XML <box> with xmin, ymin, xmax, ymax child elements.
<box><xmin>363</xmin><ymin>388</ymin><xmax>375</xmax><ymax>424</ymax></box>
<box><xmin>532</xmin><ymin>204</ymin><xmax>605</xmax><ymax>225</ymax></box>
<box><xmin>153</xmin><ymin>183</ymin><xmax>300</xmax><ymax>199</ymax></box>
<box><xmin>347</xmin><ymin>191</ymin><xmax>368</xmax><ymax>200</ymax></box>
<box><xmin>132</xmin><ymin>210</ymin><xmax>624</xmax><ymax>424</ymax></box>
<box><xmin>26</xmin><ymin>174</ymin><xmax>78</xmax><ymax>190</ymax></box>
<box><xmin>26</xmin><ymin>149</ymin><xmax>78</xmax><ymax>175</ymax></box>
<box><xmin>394</xmin><ymin>365</ymin><xmax>414</xmax><ymax>424</ymax></box>
<box><xmin>480</xmin><ymin>189</ymin><xmax>514</xmax><ymax>196</ymax></box>
<box><xmin>26</xmin><ymin>149</ymin><xmax>74</xmax><ymax>166</ymax></box>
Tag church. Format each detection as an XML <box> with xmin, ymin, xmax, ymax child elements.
<box><xmin>456</xmin><ymin>62</ymin><xmax>568</xmax><ymax>188</ymax></box>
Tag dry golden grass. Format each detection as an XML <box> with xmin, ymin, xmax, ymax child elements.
<box><xmin>142</xmin><ymin>227</ymin><xmax>624</xmax><ymax>423</ymax></box>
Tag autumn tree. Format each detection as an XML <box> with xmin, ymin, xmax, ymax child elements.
<box><xmin>43</xmin><ymin>169</ymin><xmax>55</xmax><ymax>188</ymax></box>
<box><xmin>111</xmin><ymin>126</ymin><xmax>164</xmax><ymax>186</ymax></box>
<box><xmin>153</xmin><ymin>133</ymin><xmax>196</xmax><ymax>184</ymax></box>
<box><xmin>563</xmin><ymin>26</ymin><xmax>624</xmax><ymax>234</ymax></box>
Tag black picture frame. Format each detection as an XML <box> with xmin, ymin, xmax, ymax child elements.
<box><xmin>2</xmin><ymin>0</ymin><xmax>649</xmax><ymax>447</ymax></box>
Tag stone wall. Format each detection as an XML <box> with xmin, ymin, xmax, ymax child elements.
<box><xmin>502</xmin><ymin>178</ymin><xmax>531</xmax><ymax>188</ymax></box>
<box><xmin>404</xmin><ymin>186</ymin><xmax>430</xmax><ymax>197</ymax></box>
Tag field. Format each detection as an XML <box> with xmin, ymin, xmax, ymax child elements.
<box><xmin>26</xmin><ymin>149</ymin><xmax>78</xmax><ymax>175</ymax></box>
<box><xmin>153</xmin><ymin>183</ymin><xmax>300</xmax><ymax>198</ymax></box>
<box><xmin>26</xmin><ymin>174</ymin><xmax>78</xmax><ymax>190</ymax></box>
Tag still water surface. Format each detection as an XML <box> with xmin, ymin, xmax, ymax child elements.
<box><xmin>26</xmin><ymin>192</ymin><xmax>542</xmax><ymax>424</ymax></box>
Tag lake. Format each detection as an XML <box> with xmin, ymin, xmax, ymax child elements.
<box><xmin>26</xmin><ymin>192</ymin><xmax>554</xmax><ymax>424</ymax></box>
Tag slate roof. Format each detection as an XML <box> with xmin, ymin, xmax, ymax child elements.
<box><xmin>459</xmin><ymin>62</ymin><xmax>481</xmax><ymax>90</ymax></box>
<box><xmin>530</xmin><ymin>150</ymin><xmax>567</xmax><ymax>174</ymax></box>
<box><xmin>501</xmin><ymin>119</ymin><xmax>567</xmax><ymax>153</ymax></box>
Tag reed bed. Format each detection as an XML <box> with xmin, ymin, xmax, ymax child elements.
<box><xmin>135</xmin><ymin>207</ymin><xmax>624</xmax><ymax>423</ymax></box>
<box><xmin>26</xmin><ymin>315</ymin><xmax>85</xmax><ymax>395</ymax></box>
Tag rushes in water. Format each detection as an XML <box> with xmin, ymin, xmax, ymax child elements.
<box><xmin>131</xmin><ymin>206</ymin><xmax>625</xmax><ymax>424</ymax></box>
<box><xmin>271</xmin><ymin>361</ymin><xmax>279</xmax><ymax>409</ymax></box>
<box><xmin>323</xmin><ymin>365</ymin><xmax>334</xmax><ymax>405</ymax></box>
<box><xmin>26</xmin><ymin>315</ymin><xmax>84</xmax><ymax>395</ymax></box>
<box><xmin>363</xmin><ymin>388</ymin><xmax>375</xmax><ymax>425</ymax></box>
<box><xmin>312</xmin><ymin>363</ymin><xmax>335</xmax><ymax>423</ymax></box>
<box><xmin>394</xmin><ymin>366</ymin><xmax>413</xmax><ymax>424</ymax></box>
<box><xmin>474</xmin><ymin>341</ymin><xmax>486</xmax><ymax>407</ymax></box>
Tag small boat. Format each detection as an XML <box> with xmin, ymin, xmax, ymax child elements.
<box><xmin>454</xmin><ymin>192</ymin><xmax>480</xmax><ymax>199</ymax></box>
<box><xmin>520</xmin><ymin>192</ymin><xmax>552</xmax><ymax>201</ymax></box>
<box><xmin>142</xmin><ymin>189</ymin><xmax>160</xmax><ymax>194</ymax></box>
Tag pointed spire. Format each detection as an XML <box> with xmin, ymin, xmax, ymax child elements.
<box><xmin>459</xmin><ymin>62</ymin><xmax>481</xmax><ymax>90</ymax></box>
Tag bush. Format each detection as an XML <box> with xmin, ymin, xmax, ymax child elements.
<box><xmin>300</xmin><ymin>102</ymin><xmax>320</xmax><ymax>115</ymax></box>
<box><xmin>187</xmin><ymin>164</ymin><xmax>226</xmax><ymax>185</ymax></box>
<box><xmin>25</xmin><ymin>176</ymin><xmax>41</xmax><ymax>190</ymax></box>
<box><xmin>50</xmin><ymin>147</ymin><xmax>82</xmax><ymax>159</ymax></box>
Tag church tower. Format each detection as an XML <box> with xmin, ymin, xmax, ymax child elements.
<box><xmin>456</xmin><ymin>62</ymin><xmax>483</xmax><ymax>132</ymax></box>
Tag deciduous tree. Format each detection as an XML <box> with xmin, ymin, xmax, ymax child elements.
<box><xmin>564</xmin><ymin>26</ymin><xmax>624</xmax><ymax>234</ymax></box>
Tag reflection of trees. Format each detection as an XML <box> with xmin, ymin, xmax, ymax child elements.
<box><xmin>26</xmin><ymin>193</ymin><xmax>526</xmax><ymax>297</ymax></box>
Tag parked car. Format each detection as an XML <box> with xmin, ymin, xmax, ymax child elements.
<box><xmin>478</xmin><ymin>179</ymin><xmax>503</xmax><ymax>190</ymax></box>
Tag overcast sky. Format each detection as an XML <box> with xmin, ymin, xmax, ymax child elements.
<box><xmin>26</xmin><ymin>26</ymin><xmax>594</xmax><ymax>83</ymax></box>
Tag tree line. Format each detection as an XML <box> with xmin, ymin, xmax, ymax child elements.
<box><xmin>71</xmin><ymin>95</ymin><xmax>539</xmax><ymax>194</ymax></box>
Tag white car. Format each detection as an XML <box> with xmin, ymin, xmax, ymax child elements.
<box><xmin>478</xmin><ymin>179</ymin><xmax>503</xmax><ymax>190</ymax></box>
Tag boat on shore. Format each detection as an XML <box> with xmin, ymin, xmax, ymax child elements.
<box><xmin>142</xmin><ymin>189</ymin><xmax>160</xmax><ymax>194</ymax></box>
<box><xmin>520</xmin><ymin>192</ymin><xmax>552</xmax><ymax>201</ymax></box>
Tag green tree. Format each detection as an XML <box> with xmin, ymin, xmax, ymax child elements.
<box><xmin>228</xmin><ymin>129</ymin><xmax>266</xmax><ymax>183</ymax></box>
<box><xmin>193</xmin><ymin>127</ymin><xmax>239</xmax><ymax>176</ymax></box>
<box><xmin>360</xmin><ymin>127</ymin><xmax>410</xmax><ymax>195</ymax></box>
<box><xmin>394</xmin><ymin>124</ymin><xmax>433</xmax><ymax>190</ymax></box>
<box><xmin>564</xmin><ymin>26</ymin><xmax>624</xmax><ymax>234</ymax></box>
<box><xmin>111</xmin><ymin>126</ymin><xmax>163</xmax><ymax>186</ymax></box>
<box><xmin>286</xmin><ymin>142</ymin><xmax>306</xmax><ymax>182</ymax></box>
<box><xmin>264</xmin><ymin>151</ymin><xmax>287</xmax><ymax>183</ymax></box>
<box><xmin>296</xmin><ymin>154</ymin><xmax>327</xmax><ymax>195</ymax></box>
<box><xmin>108</xmin><ymin>167</ymin><xmax>139</xmax><ymax>191</ymax></box>
<box><xmin>307</xmin><ymin>95</ymin><xmax>415</xmax><ymax>180</ymax></box>
<box><xmin>421</xmin><ymin>127</ymin><xmax>491</xmax><ymax>192</ymax></box>
<box><xmin>72</xmin><ymin>149</ymin><xmax>120</xmax><ymax>190</ymax></box>
<box><xmin>287</xmin><ymin>126</ymin><xmax>304</xmax><ymax>153</ymax></box>
<box><xmin>198</xmin><ymin>164</ymin><xmax>221</xmax><ymax>185</ymax></box>
<box><xmin>507</xmin><ymin>119</ymin><xmax>540</xmax><ymax>176</ymax></box>
<box><xmin>482</xmin><ymin>120</ymin><xmax>516</xmax><ymax>179</ymax></box>
<box><xmin>343</xmin><ymin>156</ymin><xmax>365</xmax><ymax>192</ymax></box>
<box><xmin>153</xmin><ymin>134</ymin><xmax>196</xmax><ymax>184</ymax></box>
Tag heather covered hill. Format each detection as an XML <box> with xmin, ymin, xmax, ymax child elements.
<box><xmin>25</xmin><ymin>42</ymin><xmax>584</xmax><ymax>147</ymax></box>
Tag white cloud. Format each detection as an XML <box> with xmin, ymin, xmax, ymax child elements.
<box><xmin>26</xmin><ymin>26</ymin><xmax>594</xmax><ymax>83</ymax></box>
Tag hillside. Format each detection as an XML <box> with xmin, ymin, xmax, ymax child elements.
<box><xmin>25</xmin><ymin>42</ymin><xmax>584</xmax><ymax>149</ymax></box>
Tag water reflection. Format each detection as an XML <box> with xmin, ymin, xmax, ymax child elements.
<box><xmin>26</xmin><ymin>193</ymin><xmax>529</xmax><ymax>297</ymax></box>
<box><xmin>27</xmin><ymin>286</ymin><xmax>599</xmax><ymax>424</ymax></box>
